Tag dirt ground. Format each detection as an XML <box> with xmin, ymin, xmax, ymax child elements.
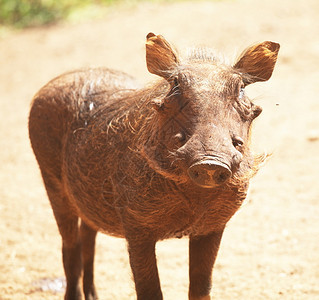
<box><xmin>1</xmin><ymin>0</ymin><xmax>319</xmax><ymax>299</ymax></box>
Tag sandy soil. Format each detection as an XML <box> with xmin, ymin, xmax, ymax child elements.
<box><xmin>1</xmin><ymin>0</ymin><xmax>319</xmax><ymax>299</ymax></box>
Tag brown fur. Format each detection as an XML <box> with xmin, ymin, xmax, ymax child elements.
<box><xmin>29</xmin><ymin>34</ymin><xmax>279</xmax><ymax>300</ymax></box>
<box><xmin>234</xmin><ymin>41</ymin><xmax>280</xmax><ymax>83</ymax></box>
<box><xmin>146</xmin><ymin>32</ymin><xmax>179</xmax><ymax>78</ymax></box>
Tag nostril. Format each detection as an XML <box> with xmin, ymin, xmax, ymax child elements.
<box><xmin>191</xmin><ymin>169</ymin><xmax>199</xmax><ymax>179</ymax></box>
<box><xmin>215</xmin><ymin>169</ymin><xmax>231</xmax><ymax>184</ymax></box>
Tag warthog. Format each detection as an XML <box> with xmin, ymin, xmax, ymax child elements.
<box><xmin>29</xmin><ymin>33</ymin><xmax>279</xmax><ymax>300</ymax></box>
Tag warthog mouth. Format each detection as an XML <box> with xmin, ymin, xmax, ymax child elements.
<box><xmin>188</xmin><ymin>158</ymin><xmax>232</xmax><ymax>188</ymax></box>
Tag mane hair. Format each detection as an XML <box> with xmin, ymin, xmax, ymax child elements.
<box><xmin>186</xmin><ymin>47</ymin><xmax>229</xmax><ymax>65</ymax></box>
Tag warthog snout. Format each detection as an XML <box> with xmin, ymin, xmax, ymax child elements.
<box><xmin>188</xmin><ymin>159</ymin><xmax>232</xmax><ymax>188</ymax></box>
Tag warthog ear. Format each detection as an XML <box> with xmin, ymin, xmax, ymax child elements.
<box><xmin>234</xmin><ymin>41</ymin><xmax>280</xmax><ymax>84</ymax></box>
<box><xmin>146</xmin><ymin>33</ymin><xmax>179</xmax><ymax>79</ymax></box>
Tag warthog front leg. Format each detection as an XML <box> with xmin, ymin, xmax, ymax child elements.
<box><xmin>127</xmin><ymin>236</ymin><xmax>163</xmax><ymax>300</ymax></box>
<box><xmin>189</xmin><ymin>229</ymin><xmax>224</xmax><ymax>300</ymax></box>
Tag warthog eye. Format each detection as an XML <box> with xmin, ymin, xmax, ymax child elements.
<box><xmin>232</xmin><ymin>136</ymin><xmax>244</xmax><ymax>149</ymax></box>
<box><xmin>174</xmin><ymin>132</ymin><xmax>186</xmax><ymax>144</ymax></box>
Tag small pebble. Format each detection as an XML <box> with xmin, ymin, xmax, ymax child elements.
<box><xmin>307</xmin><ymin>131</ymin><xmax>319</xmax><ymax>142</ymax></box>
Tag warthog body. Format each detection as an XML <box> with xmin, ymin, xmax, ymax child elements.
<box><xmin>29</xmin><ymin>33</ymin><xmax>279</xmax><ymax>300</ymax></box>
